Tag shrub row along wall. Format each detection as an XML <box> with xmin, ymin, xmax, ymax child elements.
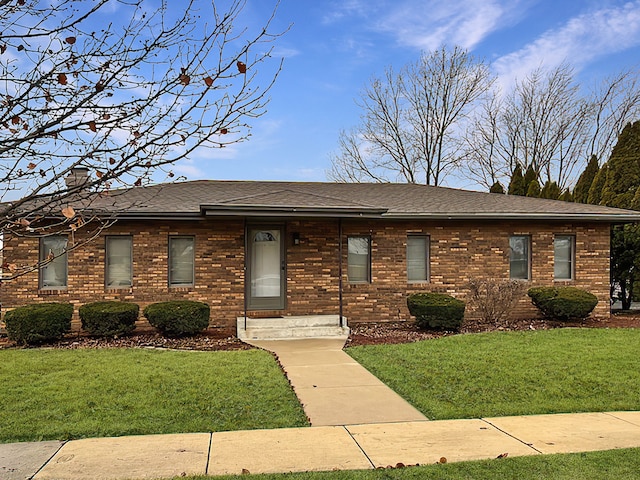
<box><xmin>1</xmin><ymin>218</ymin><xmax>611</xmax><ymax>327</ymax></box>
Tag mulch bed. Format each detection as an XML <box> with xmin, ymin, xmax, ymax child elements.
<box><xmin>1</xmin><ymin>312</ymin><xmax>639</xmax><ymax>351</ymax></box>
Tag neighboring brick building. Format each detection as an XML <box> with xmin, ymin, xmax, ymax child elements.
<box><xmin>2</xmin><ymin>179</ymin><xmax>639</xmax><ymax>329</ymax></box>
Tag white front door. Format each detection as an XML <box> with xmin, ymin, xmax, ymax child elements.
<box><xmin>247</xmin><ymin>227</ymin><xmax>285</xmax><ymax>310</ymax></box>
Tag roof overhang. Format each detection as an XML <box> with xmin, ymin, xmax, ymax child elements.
<box><xmin>383</xmin><ymin>212</ymin><xmax>640</xmax><ymax>222</ymax></box>
<box><xmin>199</xmin><ymin>204</ymin><xmax>389</xmax><ymax>218</ymax></box>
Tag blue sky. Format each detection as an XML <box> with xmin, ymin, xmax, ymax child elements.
<box><xmin>175</xmin><ymin>0</ymin><xmax>640</xmax><ymax>190</ymax></box>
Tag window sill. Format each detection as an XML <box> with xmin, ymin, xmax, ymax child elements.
<box><xmin>38</xmin><ymin>288</ymin><xmax>68</xmax><ymax>293</ymax></box>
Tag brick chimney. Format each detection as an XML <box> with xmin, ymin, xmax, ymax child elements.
<box><xmin>64</xmin><ymin>167</ymin><xmax>90</xmax><ymax>189</ymax></box>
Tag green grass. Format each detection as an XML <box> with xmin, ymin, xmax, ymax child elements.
<box><xmin>347</xmin><ymin>328</ymin><xmax>640</xmax><ymax>419</ymax></box>
<box><xmin>0</xmin><ymin>348</ymin><xmax>308</xmax><ymax>443</ymax></box>
<box><xmin>180</xmin><ymin>448</ymin><xmax>640</xmax><ymax>479</ymax></box>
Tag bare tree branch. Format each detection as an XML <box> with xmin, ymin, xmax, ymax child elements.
<box><xmin>328</xmin><ymin>46</ymin><xmax>493</xmax><ymax>186</ymax></box>
<box><xmin>0</xmin><ymin>0</ymin><xmax>285</xmax><ymax>278</ymax></box>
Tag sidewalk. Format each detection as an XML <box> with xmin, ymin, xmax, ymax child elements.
<box><xmin>2</xmin><ymin>411</ymin><xmax>640</xmax><ymax>479</ymax></box>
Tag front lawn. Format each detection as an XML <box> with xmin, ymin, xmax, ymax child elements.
<box><xmin>347</xmin><ymin>328</ymin><xmax>640</xmax><ymax>419</ymax></box>
<box><xmin>0</xmin><ymin>348</ymin><xmax>308</xmax><ymax>443</ymax></box>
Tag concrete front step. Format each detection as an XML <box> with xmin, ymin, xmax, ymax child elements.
<box><xmin>237</xmin><ymin>315</ymin><xmax>349</xmax><ymax>341</ymax></box>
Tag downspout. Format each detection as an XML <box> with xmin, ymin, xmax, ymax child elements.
<box><xmin>243</xmin><ymin>217</ymin><xmax>247</xmax><ymax>331</ymax></box>
<box><xmin>338</xmin><ymin>218</ymin><xmax>343</xmax><ymax>327</ymax></box>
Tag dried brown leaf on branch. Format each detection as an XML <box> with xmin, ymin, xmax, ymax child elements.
<box><xmin>64</xmin><ymin>36</ymin><xmax>76</xmax><ymax>45</ymax></box>
<box><xmin>27</xmin><ymin>162</ymin><xmax>36</xmax><ymax>169</ymax></box>
<box><xmin>61</xmin><ymin>206</ymin><xmax>75</xmax><ymax>219</ymax></box>
<box><xmin>88</xmin><ymin>121</ymin><xmax>97</xmax><ymax>132</ymax></box>
<box><xmin>237</xmin><ymin>61</ymin><xmax>246</xmax><ymax>74</ymax></box>
<box><xmin>179</xmin><ymin>73</ymin><xmax>190</xmax><ymax>85</ymax></box>
<box><xmin>204</xmin><ymin>76</ymin><xmax>213</xmax><ymax>87</ymax></box>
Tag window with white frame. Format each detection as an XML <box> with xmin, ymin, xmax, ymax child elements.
<box><xmin>105</xmin><ymin>236</ymin><xmax>132</xmax><ymax>288</ymax></box>
<box><xmin>407</xmin><ymin>235</ymin><xmax>429</xmax><ymax>282</ymax></box>
<box><xmin>554</xmin><ymin>235</ymin><xmax>575</xmax><ymax>280</ymax></box>
<box><xmin>40</xmin><ymin>235</ymin><xmax>68</xmax><ymax>288</ymax></box>
<box><xmin>169</xmin><ymin>236</ymin><xmax>195</xmax><ymax>287</ymax></box>
<box><xmin>347</xmin><ymin>236</ymin><xmax>371</xmax><ymax>283</ymax></box>
<box><xmin>509</xmin><ymin>235</ymin><xmax>530</xmax><ymax>280</ymax></box>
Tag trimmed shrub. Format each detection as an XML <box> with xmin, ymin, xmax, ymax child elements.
<box><xmin>143</xmin><ymin>300</ymin><xmax>210</xmax><ymax>336</ymax></box>
<box><xmin>79</xmin><ymin>301</ymin><xmax>139</xmax><ymax>337</ymax></box>
<box><xmin>4</xmin><ymin>302</ymin><xmax>73</xmax><ymax>345</ymax></box>
<box><xmin>407</xmin><ymin>293</ymin><xmax>465</xmax><ymax>331</ymax></box>
<box><xmin>528</xmin><ymin>286</ymin><xmax>598</xmax><ymax>321</ymax></box>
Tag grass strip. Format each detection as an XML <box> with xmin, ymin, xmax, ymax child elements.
<box><xmin>181</xmin><ymin>447</ymin><xmax>640</xmax><ymax>479</ymax></box>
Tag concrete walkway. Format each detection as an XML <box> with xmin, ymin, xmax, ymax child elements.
<box><xmin>3</xmin><ymin>412</ymin><xmax>640</xmax><ymax>479</ymax></box>
<box><xmin>247</xmin><ymin>338</ymin><xmax>427</xmax><ymax>425</ymax></box>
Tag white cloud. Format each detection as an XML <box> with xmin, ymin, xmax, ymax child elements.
<box><xmin>322</xmin><ymin>0</ymin><xmax>372</xmax><ymax>24</ymax></box>
<box><xmin>376</xmin><ymin>0</ymin><xmax>510</xmax><ymax>50</ymax></box>
<box><xmin>494</xmin><ymin>1</ymin><xmax>640</xmax><ymax>88</ymax></box>
<box><xmin>322</xmin><ymin>0</ymin><xmax>525</xmax><ymax>53</ymax></box>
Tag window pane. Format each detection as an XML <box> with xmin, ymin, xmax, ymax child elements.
<box><xmin>170</xmin><ymin>237</ymin><xmax>195</xmax><ymax>286</ymax></box>
<box><xmin>407</xmin><ymin>236</ymin><xmax>428</xmax><ymax>282</ymax></box>
<box><xmin>554</xmin><ymin>236</ymin><xmax>573</xmax><ymax>280</ymax></box>
<box><xmin>348</xmin><ymin>236</ymin><xmax>370</xmax><ymax>283</ymax></box>
<box><xmin>249</xmin><ymin>230</ymin><xmax>280</xmax><ymax>297</ymax></box>
<box><xmin>509</xmin><ymin>236</ymin><xmax>529</xmax><ymax>280</ymax></box>
<box><xmin>106</xmin><ymin>237</ymin><xmax>132</xmax><ymax>287</ymax></box>
<box><xmin>40</xmin><ymin>236</ymin><xmax>68</xmax><ymax>288</ymax></box>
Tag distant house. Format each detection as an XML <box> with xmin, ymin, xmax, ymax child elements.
<box><xmin>2</xmin><ymin>174</ymin><xmax>639</xmax><ymax>336</ymax></box>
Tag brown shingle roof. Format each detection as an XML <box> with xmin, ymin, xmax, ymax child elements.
<box><xmin>85</xmin><ymin>180</ymin><xmax>640</xmax><ymax>222</ymax></box>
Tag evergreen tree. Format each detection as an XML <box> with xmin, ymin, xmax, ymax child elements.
<box><xmin>600</xmin><ymin>121</ymin><xmax>640</xmax><ymax>209</ymax></box>
<box><xmin>540</xmin><ymin>180</ymin><xmax>562</xmax><ymax>199</ymax></box>
<box><xmin>599</xmin><ymin>121</ymin><xmax>640</xmax><ymax>310</ymax></box>
<box><xmin>559</xmin><ymin>189</ymin><xmax>574</xmax><ymax>202</ymax></box>
<box><xmin>508</xmin><ymin>165</ymin><xmax>526</xmax><ymax>196</ymax></box>
<box><xmin>573</xmin><ymin>155</ymin><xmax>599</xmax><ymax>204</ymax></box>
<box><xmin>489</xmin><ymin>181</ymin><xmax>505</xmax><ymax>194</ymax></box>
<box><xmin>587</xmin><ymin>163</ymin><xmax>608</xmax><ymax>205</ymax></box>
<box><xmin>524</xmin><ymin>165</ymin><xmax>538</xmax><ymax>188</ymax></box>
<box><xmin>526</xmin><ymin>179</ymin><xmax>541</xmax><ymax>197</ymax></box>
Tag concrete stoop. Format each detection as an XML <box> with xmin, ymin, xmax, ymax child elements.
<box><xmin>236</xmin><ymin>314</ymin><xmax>349</xmax><ymax>341</ymax></box>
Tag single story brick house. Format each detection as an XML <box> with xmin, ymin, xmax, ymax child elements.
<box><xmin>3</xmin><ymin>176</ymin><xmax>640</xmax><ymax>335</ymax></box>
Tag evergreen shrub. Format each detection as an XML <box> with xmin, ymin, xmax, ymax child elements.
<box><xmin>527</xmin><ymin>286</ymin><xmax>598</xmax><ymax>321</ymax></box>
<box><xmin>4</xmin><ymin>302</ymin><xmax>73</xmax><ymax>345</ymax></box>
<box><xmin>143</xmin><ymin>300</ymin><xmax>210</xmax><ymax>336</ymax></box>
<box><xmin>79</xmin><ymin>301</ymin><xmax>139</xmax><ymax>337</ymax></box>
<box><xmin>407</xmin><ymin>292</ymin><xmax>465</xmax><ymax>330</ymax></box>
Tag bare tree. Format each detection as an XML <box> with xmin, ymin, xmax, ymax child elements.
<box><xmin>328</xmin><ymin>46</ymin><xmax>493</xmax><ymax>186</ymax></box>
<box><xmin>465</xmin><ymin>64</ymin><xmax>640</xmax><ymax>191</ymax></box>
<box><xmin>0</xmin><ymin>0</ymin><xmax>284</xmax><ymax>279</ymax></box>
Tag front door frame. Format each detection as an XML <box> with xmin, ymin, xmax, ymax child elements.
<box><xmin>246</xmin><ymin>223</ymin><xmax>286</xmax><ymax>310</ymax></box>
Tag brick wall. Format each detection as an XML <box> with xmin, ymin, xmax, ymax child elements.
<box><xmin>1</xmin><ymin>218</ymin><xmax>611</xmax><ymax>328</ymax></box>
